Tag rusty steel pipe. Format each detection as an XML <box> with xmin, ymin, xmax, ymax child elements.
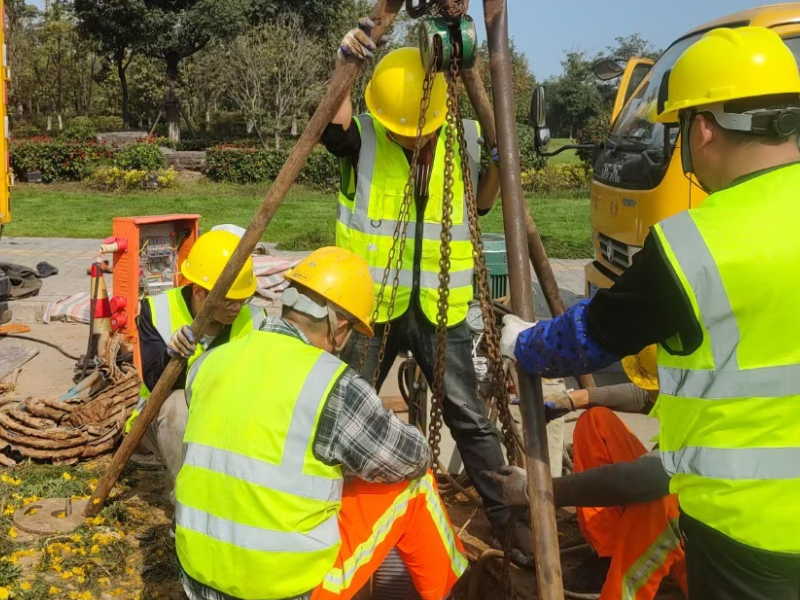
<box><xmin>482</xmin><ymin>1</ymin><xmax>564</xmax><ymax>598</ymax></box>
<box><xmin>85</xmin><ymin>0</ymin><xmax>406</xmax><ymax>516</ymax></box>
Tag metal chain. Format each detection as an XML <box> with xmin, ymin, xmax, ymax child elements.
<box><xmin>361</xmin><ymin>65</ymin><xmax>438</xmax><ymax>387</ymax></box>
<box><xmin>447</xmin><ymin>59</ymin><xmax>524</xmax><ymax>465</ymax></box>
<box><xmin>428</xmin><ymin>65</ymin><xmax>459</xmax><ymax>472</ymax></box>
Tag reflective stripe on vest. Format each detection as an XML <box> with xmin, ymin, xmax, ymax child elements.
<box><xmin>619</xmin><ymin>517</ymin><xmax>681</xmax><ymax>600</ymax></box>
<box><xmin>175</xmin><ymin>330</ymin><xmax>345</xmax><ymax>599</ymax></box>
<box><xmin>650</xmin><ymin>163</ymin><xmax>800</xmax><ymax>552</ymax></box>
<box><xmin>336</xmin><ymin>113</ymin><xmax>481</xmax><ymax>326</ymax></box>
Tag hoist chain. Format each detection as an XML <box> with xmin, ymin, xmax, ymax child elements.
<box><xmin>428</xmin><ymin>64</ymin><xmax>459</xmax><ymax>472</ymax></box>
<box><xmin>431</xmin><ymin>59</ymin><xmax>524</xmax><ymax>466</ymax></box>
<box><xmin>363</xmin><ymin>65</ymin><xmax>438</xmax><ymax>388</ymax></box>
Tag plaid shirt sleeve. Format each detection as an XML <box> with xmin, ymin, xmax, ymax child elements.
<box><xmin>313</xmin><ymin>369</ymin><xmax>431</xmax><ymax>483</ymax></box>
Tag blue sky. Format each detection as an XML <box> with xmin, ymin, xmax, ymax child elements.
<box><xmin>31</xmin><ymin>0</ymin><xmax>786</xmax><ymax>79</ymax></box>
<box><xmin>469</xmin><ymin>0</ymin><xmax>785</xmax><ymax>79</ymax></box>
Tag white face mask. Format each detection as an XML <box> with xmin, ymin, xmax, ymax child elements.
<box><xmin>283</xmin><ymin>286</ymin><xmax>353</xmax><ymax>353</ymax></box>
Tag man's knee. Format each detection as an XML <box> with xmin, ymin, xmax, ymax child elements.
<box><xmin>156</xmin><ymin>390</ymin><xmax>188</xmax><ymax>429</ymax></box>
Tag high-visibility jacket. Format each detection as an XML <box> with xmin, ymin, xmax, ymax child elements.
<box><xmin>335</xmin><ymin>113</ymin><xmax>481</xmax><ymax>326</ymax></box>
<box><xmin>126</xmin><ymin>286</ymin><xmax>265</xmax><ymax>432</ymax></box>
<box><xmin>651</xmin><ymin>163</ymin><xmax>800</xmax><ymax>553</ymax></box>
<box><xmin>176</xmin><ymin>330</ymin><xmax>346</xmax><ymax>599</ymax></box>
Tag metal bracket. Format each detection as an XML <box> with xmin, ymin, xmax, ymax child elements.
<box><xmin>405</xmin><ymin>0</ymin><xmax>435</xmax><ymax>18</ymax></box>
<box><xmin>417</xmin><ymin>15</ymin><xmax>477</xmax><ymax>72</ymax></box>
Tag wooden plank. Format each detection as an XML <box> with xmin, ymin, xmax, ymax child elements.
<box><xmin>0</xmin><ymin>344</ymin><xmax>38</xmax><ymax>380</ymax></box>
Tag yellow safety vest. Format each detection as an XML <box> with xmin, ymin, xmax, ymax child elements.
<box><xmin>650</xmin><ymin>163</ymin><xmax>800</xmax><ymax>553</ymax></box>
<box><xmin>126</xmin><ymin>286</ymin><xmax>265</xmax><ymax>432</ymax></box>
<box><xmin>176</xmin><ymin>330</ymin><xmax>346</xmax><ymax>599</ymax></box>
<box><xmin>336</xmin><ymin>113</ymin><xmax>481</xmax><ymax>326</ymax></box>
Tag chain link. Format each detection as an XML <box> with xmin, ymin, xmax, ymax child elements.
<box><xmin>428</xmin><ymin>64</ymin><xmax>460</xmax><ymax>471</ymax></box>
<box><xmin>444</xmin><ymin>59</ymin><xmax>524</xmax><ymax>465</ymax></box>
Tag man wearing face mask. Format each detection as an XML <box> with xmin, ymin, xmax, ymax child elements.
<box><xmin>322</xmin><ymin>20</ymin><xmax>529</xmax><ymax>564</ymax></box>
<box><xmin>500</xmin><ymin>26</ymin><xmax>800</xmax><ymax>599</ymax></box>
<box><xmin>175</xmin><ymin>247</ymin><xmax>466</xmax><ymax>600</ymax></box>
<box><xmin>130</xmin><ymin>227</ymin><xmax>266</xmax><ymax>494</ymax></box>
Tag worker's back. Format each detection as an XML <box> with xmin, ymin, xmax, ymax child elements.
<box><xmin>174</xmin><ymin>329</ymin><xmax>346</xmax><ymax>598</ymax></box>
<box><xmin>652</xmin><ymin>162</ymin><xmax>800</xmax><ymax>553</ymax></box>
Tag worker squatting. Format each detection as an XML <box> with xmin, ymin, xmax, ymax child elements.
<box><xmin>130</xmin><ymin>21</ymin><xmax>800</xmax><ymax>600</ymax></box>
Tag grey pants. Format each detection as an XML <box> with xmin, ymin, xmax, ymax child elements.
<box><xmin>141</xmin><ymin>389</ymin><xmax>188</xmax><ymax>501</ymax></box>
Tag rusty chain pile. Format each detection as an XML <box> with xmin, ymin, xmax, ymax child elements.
<box><xmin>0</xmin><ymin>334</ymin><xmax>140</xmax><ymax>466</ymax></box>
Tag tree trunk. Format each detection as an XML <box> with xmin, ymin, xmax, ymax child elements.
<box><xmin>116</xmin><ymin>51</ymin><xmax>131</xmax><ymax>129</ymax></box>
<box><xmin>165</xmin><ymin>52</ymin><xmax>181</xmax><ymax>144</ymax></box>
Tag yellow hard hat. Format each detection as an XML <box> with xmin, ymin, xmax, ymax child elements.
<box><xmin>621</xmin><ymin>344</ymin><xmax>659</xmax><ymax>391</ymax></box>
<box><xmin>365</xmin><ymin>47</ymin><xmax>448</xmax><ymax>137</ymax></box>
<box><xmin>180</xmin><ymin>230</ymin><xmax>257</xmax><ymax>300</ymax></box>
<box><xmin>656</xmin><ymin>26</ymin><xmax>800</xmax><ymax>123</ymax></box>
<box><xmin>285</xmin><ymin>246</ymin><xmax>376</xmax><ymax>336</ymax></box>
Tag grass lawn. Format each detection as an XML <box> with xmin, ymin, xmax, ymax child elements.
<box><xmin>4</xmin><ymin>179</ymin><xmax>592</xmax><ymax>258</ymax></box>
<box><xmin>543</xmin><ymin>137</ymin><xmax>580</xmax><ymax>165</ymax></box>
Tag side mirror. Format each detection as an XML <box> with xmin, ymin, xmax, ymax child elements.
<box><xmin>536</xmin><ymin>127</ymin><xmax>551</xmax><ymax>149</ymax></box>
<box><xmin>529</xmin><ymin>85</ymin><xmax>547</xmax><ymax>130</ymax></box>
<box><xmin>592</xmin><ymin>57</ymin><xmax>625</xmax><ymax>81</ymax></box>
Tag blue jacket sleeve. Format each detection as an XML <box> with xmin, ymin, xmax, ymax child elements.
<box><xmin>514</xmin><ymin>300</ymin><xmax>620</xmax><ymax>377</ymax></box>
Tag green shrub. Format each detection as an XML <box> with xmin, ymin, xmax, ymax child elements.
<box><xmin>60</xmin><ymin>116</ymin><xmax>97</xmax><ymax>141</ymax></box>
<box><xmin>11</xmin><ymin>140</ymin><xmax>113</xmax><ymax>182</ymax></box>
<box><xmin>86</xmin><ymin>166</ymin><xmax>178</xmax><ymax>191</ymax></box>
<box><xmin>11</xmin><ymin>123</ymin><xmax>42</xmax><ymax>139</ymax></box>
<box><xmin>517</xmin><ymin>123</ymin><xmax>548</xmax><ymax>171</ymax></box>
<box><xmin>521</xmin><ymin>164</ymin><xmax>591</xmax><ymax>193</ymax></box>
<box><xmin>92</xmin><ymin>115</ymin><xmax>125</xmax><ymax>132</ymax></box>
<box><xmin>206</xmin><ymin>146</ymin><xmax>338</xmax><ymax>189</ymax></box>
<box><xmin>576</xmin><ymin>114</ymin><xmax>610</xmax><ymax>167</ymax></box>
<box><xmin>209</xmin><ymin>111</ymin><xmax>249</xmax><ymax>138</ymax></box>
<box><xmin>114</xmin><ymin>142</ymin><xmax>164</xmax><ymax>171</ymax></box>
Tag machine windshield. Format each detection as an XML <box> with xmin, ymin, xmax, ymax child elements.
<box><xmin>611</xmin><ymin>33</ymin><xmax>800</xmax><ymax>152</ymax></box>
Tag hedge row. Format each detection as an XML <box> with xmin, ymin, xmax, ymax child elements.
<box><xmin>521</xmin><ymin>164</ymin><xmax>591</xmax><ymax>193</ymax></box>
<box><xmin>206</xmin><ymin>146</ymin><xmax>339</xmax><ymax>189</ymax></box>
<box><xmin>10</xmin><ymin>140</ymin><xmax>164</xmax><ymax>183</ymax></box>
<box><xmin>12</xmin><ymin>115</ymin><xmax>126</xmax><ymax>140</ymax></box>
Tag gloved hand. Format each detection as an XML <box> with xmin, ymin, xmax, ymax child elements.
<box><xmin>542</xmin><ymin>380</ymin><xmax>575</xmax><ymax>422</ymax></box>
<box><xmin>167</xmin><ymin>325</ymin><xmax>197</xmax><ymax>359</ymax></box>
<box><xmin>501</xmin><ymin>314</ymin><xmax>536</xmax><ymax>359</ymax></box>
<box><xmin>337</xmin><ymin>17</ymin><xmax>377</xmax><ymax>61</ymax></box>
<box><xmin>485</xmin><ymin>465</ymin><xmax>529</xmax><ymax>506</ymax></box>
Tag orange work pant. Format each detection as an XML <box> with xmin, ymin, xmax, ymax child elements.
<box><xmin>313</xmin><ymin>471</ymin><xmax>468</xmax><ymax>600</ymax></box>
<box><xmin>573</xmin><ymin>407</ymin><xmax>687</xmax><ymax>600</ymax></box>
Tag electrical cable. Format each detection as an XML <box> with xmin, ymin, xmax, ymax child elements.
<box><xmin>1</xmin><ymin>334</ymin><xmax>82</xmax><ymax>360</ymax></box>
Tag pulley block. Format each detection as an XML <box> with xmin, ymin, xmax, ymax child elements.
<box><xmin>417</xmin><ymin>15</ymin><xmax>477</xmax><ymax>72</ymax></box>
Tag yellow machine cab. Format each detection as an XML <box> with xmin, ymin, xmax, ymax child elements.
<box><xmin>533</xmin><ymin>3</ymin><xmax>800</xmax><ymax>295</ymax></box>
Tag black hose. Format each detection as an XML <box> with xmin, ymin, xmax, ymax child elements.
<box><xmin>1</xmin><ymin>334</ymin><xmax>82</xmax><ymax>361</ymax></box>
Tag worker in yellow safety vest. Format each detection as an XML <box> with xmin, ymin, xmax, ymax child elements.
<box><xmin>175</xmin><ymin>247</ymin><xmax>467</xmax><ymax>600</ymax></box>
<box><xmin>322</xmin><ymin>19</ymin><xmax>532</xmax><ymax>564</ymax></box>
<box><xmin>131</xmin><ymin>227</ymin><xmax>265</xmax><ymax>494</ymax></box>
<box><xmin>501</xmin><ymin>26</ymin><xmax>800</xmax><ymax>599</ymax></box>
